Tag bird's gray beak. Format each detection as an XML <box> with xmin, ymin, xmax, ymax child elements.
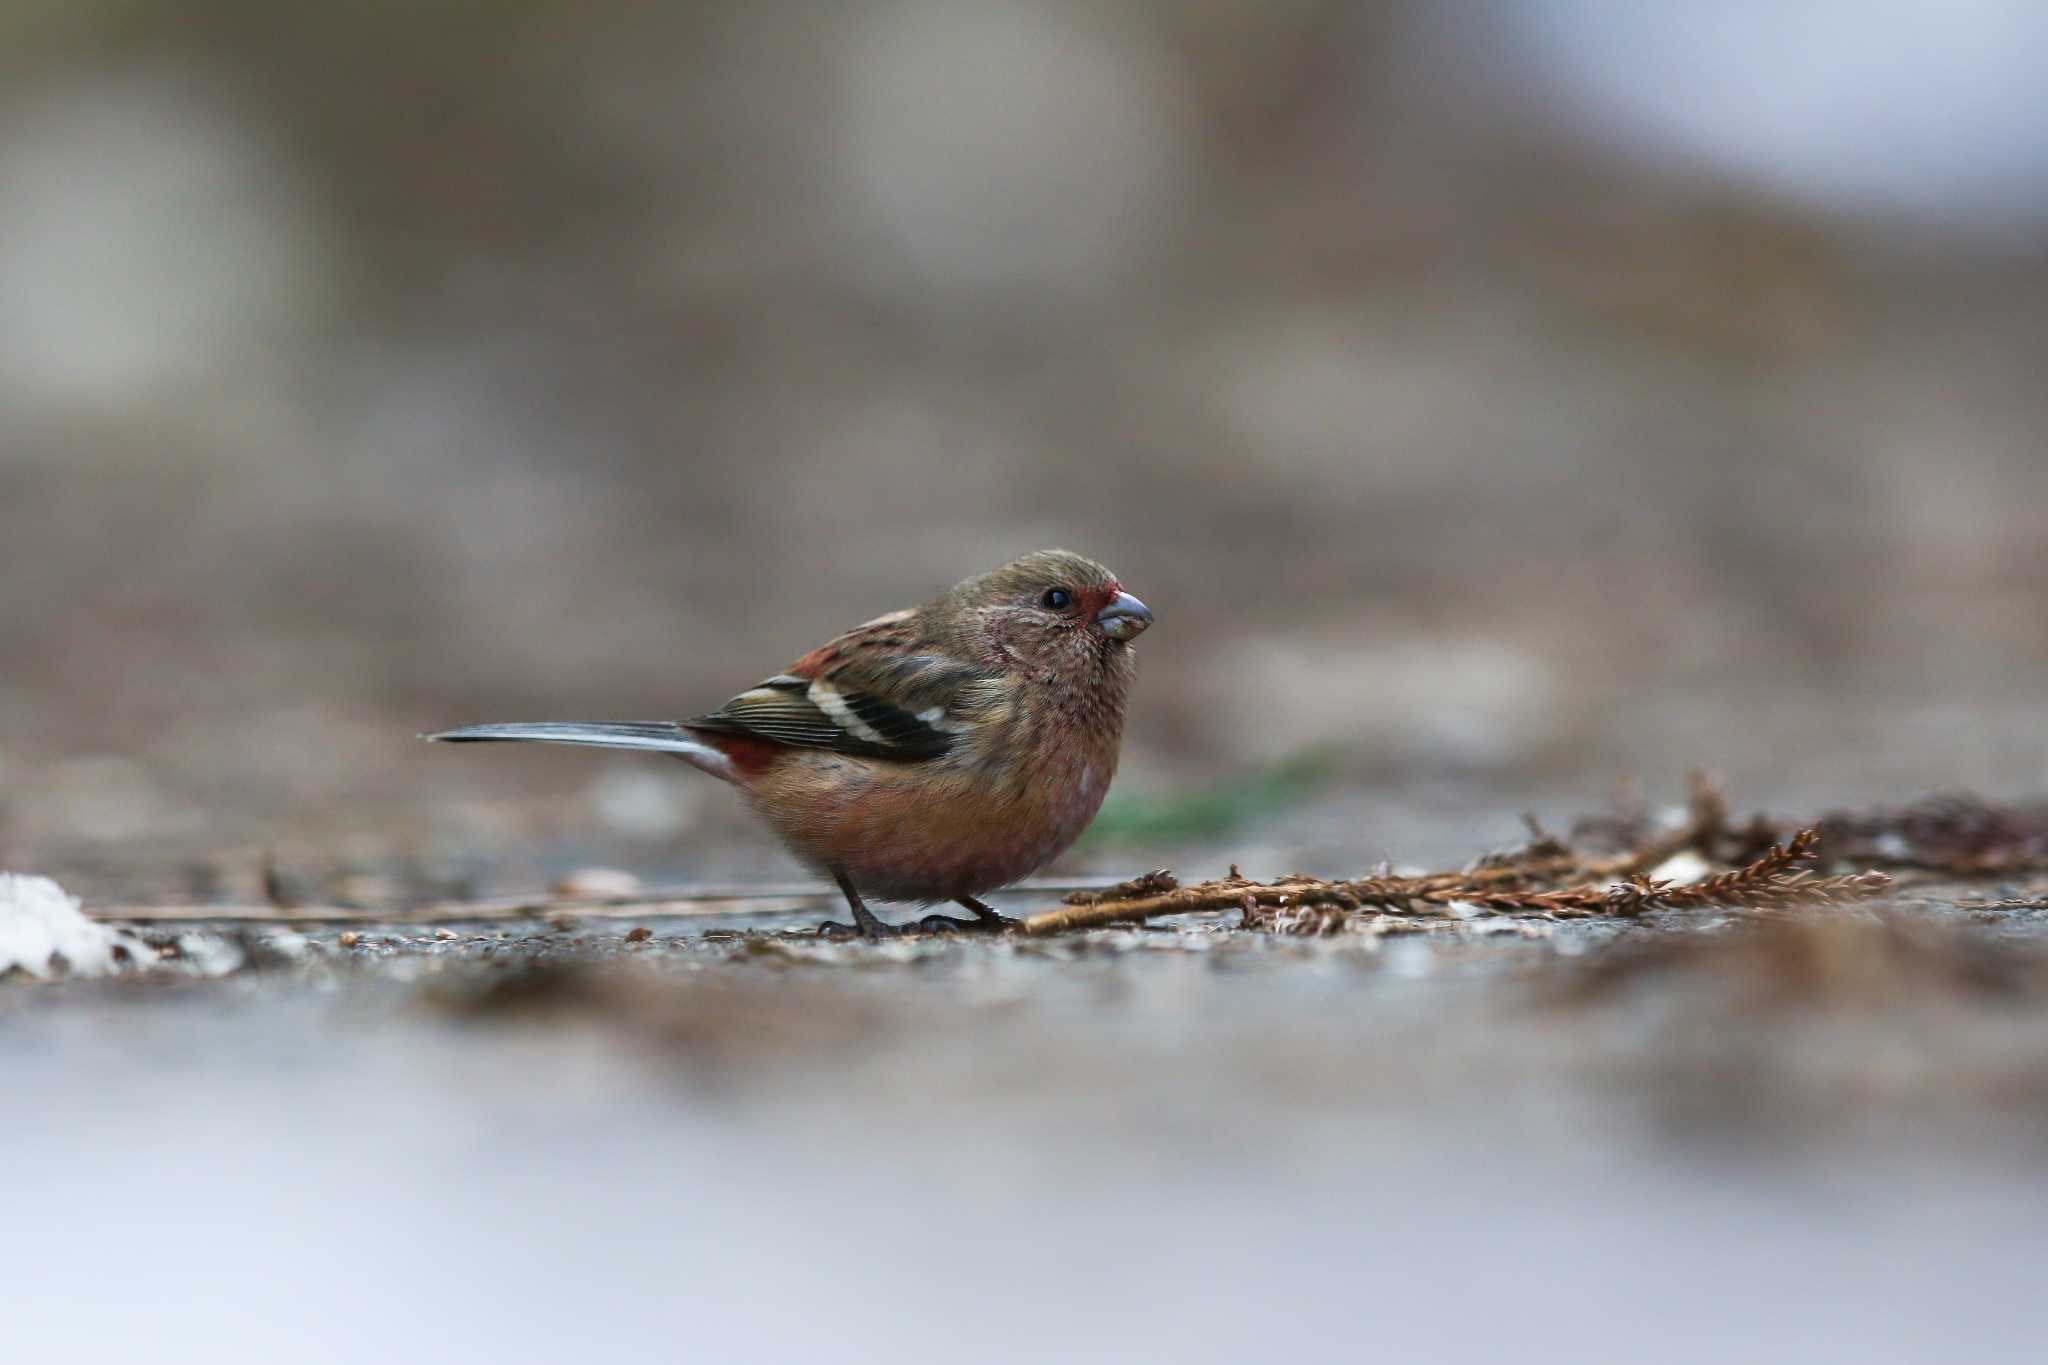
<box><xmin>1096</xmin><ymin>591</ymin><xmax>1152</xmax><ymax>642</ymax></box>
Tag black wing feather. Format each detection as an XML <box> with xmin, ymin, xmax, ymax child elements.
<box><xmin>687</xmin><ymin>656</ymin><xmax>993</xmax><ymax>762</ymax></box>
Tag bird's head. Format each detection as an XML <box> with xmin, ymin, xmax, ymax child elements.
<box><xmin>939</xmin><ymin>549</ymin><xmax>1152</xmax><ymax>675</ymax></box>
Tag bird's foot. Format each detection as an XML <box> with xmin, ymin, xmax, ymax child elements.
<box><xmin>816</xmin><ymin>870</ymin><xmax>902</xmax><ymax>940</ymax></box>
<box><xmin>913</xmin><ymin>911</ymin><xmax>1018</xmax><ymax>936</ymax></box>
<box><xmin>813</xmin><ymin>914</ymin><xmax>901</xmax><ymax>941</ymax></box>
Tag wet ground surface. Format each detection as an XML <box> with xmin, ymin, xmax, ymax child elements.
<box><xmin>9</xmin><ymin>861</ymin><xmax>2048</xmax><ymax>1363</ymax></box>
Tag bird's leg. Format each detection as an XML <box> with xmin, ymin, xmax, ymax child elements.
<box><xmin>914</xmin><ymin>895</ymin><xmax>1019</xmax><ymax>935</ymax></box>
<box><xmin>816</xmin><ymin>868</ymin><xmax>900</xmax><ymax>940</ymax></box>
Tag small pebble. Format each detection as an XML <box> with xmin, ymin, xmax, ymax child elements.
<box><xmin>625</xmin><ymin>926</ymin><xmax>652</xmax><ymax>944</ymax></box>
<box><xmin>338</xmin><ymin>931</ymin><xmax>360</xmax><ymax>949</ymax></box>
<box><xmin>434</xmin><ymin>927</ymin><xmax>458</xmax><ymax>941</ymax></box>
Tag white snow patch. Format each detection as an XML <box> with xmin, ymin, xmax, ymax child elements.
<box><xmin>0</xmin><ymin>873</ymin><xmax>144</xmax><ymax>979</ymax></box>
<box><xmin>172</xmin><ymin>932</ymin><xmax>247</xmax><ymax>978</ymax></box>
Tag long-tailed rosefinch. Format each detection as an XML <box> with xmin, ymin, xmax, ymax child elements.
<box><xmin>429</xmin><ymin>550</ymin><xmax>1151</xmax><ymax>937</ymax></box>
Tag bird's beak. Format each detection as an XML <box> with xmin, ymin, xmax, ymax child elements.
<box><xmin>1096</xmin><ymin>591</ymin><xmax>1153</xmax><ymax>642</ymax></box>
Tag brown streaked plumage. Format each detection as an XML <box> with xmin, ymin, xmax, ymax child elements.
<box><xmin>428</xmin><ymin>550</ymin><xmax>1151</xmax><ymax>937</ymax></box>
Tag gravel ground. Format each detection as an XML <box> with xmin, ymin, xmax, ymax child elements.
<box><xmin>8</xmin><ymin>872</ymin><xmax>2048</xmax><ymax>1364</ymax></box>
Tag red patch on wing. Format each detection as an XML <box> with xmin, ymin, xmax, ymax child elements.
<box><xmin>786</xmin><ymin>645</ymin><xmax>835</xmax><ymax>678</ymax></box>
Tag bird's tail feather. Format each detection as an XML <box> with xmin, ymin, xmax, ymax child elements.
<box><xmin>425</xmin><ymin>722</ymin><xmax>736</xmax><ymax>780</ymax></box>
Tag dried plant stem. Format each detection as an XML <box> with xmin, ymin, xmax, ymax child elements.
<box><xmin>1022</xmin><ymin>825</ymin><xmax>1895</xmax><ymax>936</ymax></box>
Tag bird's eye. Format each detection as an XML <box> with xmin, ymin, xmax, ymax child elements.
<box><xmin>1042</xmin><ymin>587</ymin><xmax>1072</xmax><ymax>610</ymax></box>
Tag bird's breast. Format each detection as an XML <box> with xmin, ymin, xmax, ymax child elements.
<box><xmin>744</xmin><ymin>731</ymin><xmax>1119</xmax><ymax>903</ymax></box>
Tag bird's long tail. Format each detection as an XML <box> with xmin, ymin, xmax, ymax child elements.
<box><xmin>425</xmin><ymin>722</ymin><xmax>737</xmax><ymax>782</ymax></box>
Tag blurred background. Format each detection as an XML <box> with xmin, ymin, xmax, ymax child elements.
<box><xmin>2</xmin><ymin>0</ymin><xmax>2045</xmax><ymax>887</ymax></box>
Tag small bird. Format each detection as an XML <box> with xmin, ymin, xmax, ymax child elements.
<box><xmin>429</xmin><ymin>550</ymin><xmax>1151</xmax><ymax>938</ymax></box>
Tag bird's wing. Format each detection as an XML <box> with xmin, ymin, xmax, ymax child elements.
<box><xmin>687</xmin><ymin>614</ymin><xmax>1002</xmax><ymax>762</ymax></box>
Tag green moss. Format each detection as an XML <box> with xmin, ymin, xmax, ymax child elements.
<box><xmin>1080</xmin><ymin>751</ymin><xmax>1335</xmax><ymax>847</ymax></box>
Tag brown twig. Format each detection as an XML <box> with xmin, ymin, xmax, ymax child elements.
<box><xmin>1025</xmin><ymin>822</ymin><xmax>1896</xmax><ymax>937</ymax></box>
